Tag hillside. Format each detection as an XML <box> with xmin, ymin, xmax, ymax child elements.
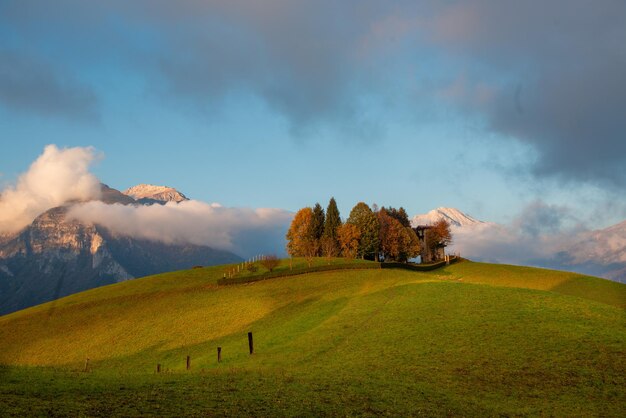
<box><xmin>0</xmin><ymin>259</ymin><xmax>624</xmax><ymax>416</ymax></box>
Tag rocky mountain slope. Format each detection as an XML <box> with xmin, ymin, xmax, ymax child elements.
<box><xmin>0</xmin><ymin>184</ymin><xmax>240</xmax><ymax>315</ymax></box>
<box><xmin>123</xmin><ymin>184</ymin><xmax>188</xmax><ymax>203</ymax></box>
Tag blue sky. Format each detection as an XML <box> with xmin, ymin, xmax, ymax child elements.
<box><xmin>1</xmin><ymin>1</ymin><xmax>625</xmax><ymax>227</ymax></box>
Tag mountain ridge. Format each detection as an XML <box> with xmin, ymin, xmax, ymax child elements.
<box><xmin>0</xmin><ymin>184</ymin><xmax>240</xmax><ymax>315</ymax></box>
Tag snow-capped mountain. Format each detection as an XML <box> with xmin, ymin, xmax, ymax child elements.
<box><xmin>123</xmin><ymin>184</ymin><xmax>188</xmax><ymax>203</ymax></box>
<box><xmin>411</xmin><ymin>207</ymin><xmax>487</xmax><ymax>228</ymax></box>
<box><xmin>0</xmin><ymin>184</ymin><xmax>240</xmax><ymax>315</ymax></box>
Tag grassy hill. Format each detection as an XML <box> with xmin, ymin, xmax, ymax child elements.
<box><xmin>0</xmin><ymin>258</ymin><xmax>624</xmax><ymax>416</ymax></box>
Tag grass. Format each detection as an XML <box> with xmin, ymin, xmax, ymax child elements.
<box><xmin>0</xmin><ymin>258</ymin><xmax>624</xmax><ymax>416</ymax></box>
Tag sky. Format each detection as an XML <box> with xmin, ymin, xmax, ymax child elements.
<box><xmin>1</xmin><ymin>0</ymin><xmax>625</xmax><ymax>229</ymax></box>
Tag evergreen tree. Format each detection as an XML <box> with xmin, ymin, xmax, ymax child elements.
<box><xmin>323</xmin><ymin>197</ymin><xmax>342</xmax><ymax>240</ymax></box>
<box><xmin>347</xmin><ymin>202</ymin><xmax>380</xmax><ymax>260</ymax></box>
<box><xmin>397</xmin><ymin>207</ymin><xmax>411</xmax><ymax>227</ymax></box>
<box><xmin>312</xmin><ymin>203</ymin><xmax>325</xmax><ymax>255</ymax></box>
<box><xmin>312</xmin><ymin>203</ymin><xmax>325</xmax><ymax>241</ymax></box>
<box><xmin>385</xmin><ymin>206</ymin><xmax>411</xmax><ymax>227</ymax></box>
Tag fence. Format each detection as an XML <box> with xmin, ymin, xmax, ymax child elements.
<box><xmin>217</xmin><ymin>256</ymin><xmax>460</xmax><ymax>286</ymax></box>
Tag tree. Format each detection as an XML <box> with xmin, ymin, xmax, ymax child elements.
<box><xmin>378</xmin><ymin>209</ymin><xmax>404</xmax><ymax>261</ymax></box>
<box><xmin>378</xmin><ymin>209</ymin><xmax>419</xmax><ymax>262</ymax></box>
<box><xmin>425</xmin><ymin>219</ymin><xmax>452</xmax><ymax>261</ymax></box>
<box><xmin>311</xmin><ymin>203</ymin><xmax>325</xmax><ymax>255</ymax></box>
<box><xmin>320</xmin><ymin>235</ymin><xmax>339</xmax><ymax>263</ymax></box>
<box><xmin>347</xmin><ymin>202</ymin><xmax>380</xmax><ymax>260</ymax></box>
<box><xmin>322</xmin><ymin>197</ymin><xmax>342</xmax><ymax>255</ymax></box>
<box><xmin>383</xmin><ymin>206</ymin><xmax>411</xmax><ymax>227</ymax></box>
<box><xmin>337</xmin><ymin>223</ymin><xmax>361</xmax><ymax>259</ymax></box>
<box><xmin>399</xmin><ymin>227</ymin><xmax>420</xmax><ymax>262</ymax></box>
<box><xmin>285</xmin><ymin>207</ymin><xmax>318</xmax><ymax>267</ymax></box>
<box><xmin>260</xmin><ymin>255</ymin><xmax>280</xmax><ymax>272</ymax></box>
<box><xmin>432</xmin><ymin>219</ymin><xmax>452</xmax><ymax>247</ymax></box>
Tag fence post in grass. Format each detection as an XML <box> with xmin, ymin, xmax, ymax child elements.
<box><xmin>157</xmin><ymin>364</ymin><xmax>161</xmax><ymax>373</ymax></box>
<box><xmin>248</xmin><ymin>332</ymin><xmax>254</xmax><ymax>354</ymax></box>
<box><xmin>84</xmin><ymin>357</ymin><xmax>90</xmax><ymax>372</ymax></box>
<box><xmin>217</xmin><ymin>346</ymin><xmax>222</xmax><ymax>363</ymax></box>
<box><xmin>186</xmin><ymin>355</ymin><xmax>191</xmax><ymax>370</ymax></box>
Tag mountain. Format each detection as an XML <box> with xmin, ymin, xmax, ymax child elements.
<box><xmin>123</xmin><ymin>184</ymin><xmax>188</xmax><ymax>204</ymax></box>
<box><xmin>0</xmin><ymin>184</ymin><xmax>241</xmax><ymax>315</ymax></box>
<box><xmin>411</xmin><ymin>207</ymin><xmax>626</xmax><ymax>284</ymax></box>
<box><xmin>554</xmin><ymin>220</ymin><xmax>626</xmax><ymax>283</ymax></box>
<box><xmin>410</xmin><ymin>207</ymin><xmax>487</xmax><ymax>228</ymax></box>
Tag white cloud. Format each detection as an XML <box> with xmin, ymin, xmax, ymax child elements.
<box><xmin>0</xmin><ymin>144</ymin><xmax>101</xmax><ymax>234</ymax></box>
<box><xmin>449</xmin><ymin>201</ymin><xmax>586</xmax><ymax>266</ymax></box>
<box><xmin>67</xmin><ymin>200</ymin><xmax>293</xmax><ymax>258</ymax></box>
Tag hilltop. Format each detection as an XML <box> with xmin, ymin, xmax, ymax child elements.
<box><xmin>0</xmin><ymin>259</ymin><xmax>624</xmax><ymax>416</ymax></box>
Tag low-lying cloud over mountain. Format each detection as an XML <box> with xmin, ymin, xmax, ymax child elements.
<box><xmin>68</xmin><ymin>201</ymin><xmax>292</xmax><ymax>258</ymax></box>
<box><xmin>0</xmin><ymin>145</ymin><xmax>293</xmax><ymax>257</ymax></box>
<box><xmin>413</xmin><ymin>205</ymin><xmax>626</xmax><ymax>283</ymax></box>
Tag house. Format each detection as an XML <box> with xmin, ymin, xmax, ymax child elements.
<box><xmin>413</xmin><ymin>225</ymin><xmax>446</xmax><ymax>264</ymax></box>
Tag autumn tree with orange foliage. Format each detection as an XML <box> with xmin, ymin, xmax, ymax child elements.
<box><xmin>425</xmin><ymin>219</ymin><xmax>452</xmax><ymax>261</ymax></box>
<box><xmin>378</xmin><ymin>209</ymin><xmax>420</xmax><ymax>262</ymax></box>
<box><xmin>337</xmin><ymin>223</ymin><xmax>361</xmax><ymax>259</ymax></box>
<box><xmin>286</xmin><ymin>207</ymin><xmax>319</xmax><ymax>267</ymax></box>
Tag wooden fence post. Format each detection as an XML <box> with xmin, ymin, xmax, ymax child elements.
<box><xmin>248</xmin><ymin>332</ymin><xmax>254</xmax><ymax>355</ymax></box>
<box><xmin>186</xmin><ymin>355</ymin><xmax>191</xmax><ymax>370</ymax></box>
<box><xmin>217</xmin><ymin>346</ymin><xmax>222</xmax><ymax>363</ymax></box>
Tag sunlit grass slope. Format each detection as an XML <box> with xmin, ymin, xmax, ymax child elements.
<box><xmin>0</xmin><ymin>258</ymin><xmax>624</xmax><ymax>416</ymax></box>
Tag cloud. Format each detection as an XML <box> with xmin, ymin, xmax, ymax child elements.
<box><xmin>3</xmin><ymin>1</ymin><xmax>624</xmax><ymax>185</ymax></box>
<box><xmin>450</xmin><ymin>201</ymin><xmax>585</xmax><ymax>265</ymax></box>
<box><xmin>0</xmin><ymin>0</ymin><xmax>405</xmax><ymax>137</ymax></box>
<box><xmin>425</xmin><ymin>0</ymin><xmax>626</xmax><ymax>187</ymax></box>
<box><xmin>0</xmin><ymin>50</ymin><xmax>97</xmax><ymax>120</ymax></box>
<box><xmin>67</xmin><ymin>200</ymin><xmax>293</xmax><ymax>258</ymax></box>
<box><xmin>0</xmin><ymin>145</ymin><xmax>102</xmax><ymax>234</ymax></box>
<box><xmin>0</xmin><ymin>144</ymin><xmax>293</xmax><ymax>256</ymax></box>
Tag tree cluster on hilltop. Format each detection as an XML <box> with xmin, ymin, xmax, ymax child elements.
<box><xmin>286</xmin><ymin>199</ymin><xmax>452</xmax><ymax>264</ymax></box>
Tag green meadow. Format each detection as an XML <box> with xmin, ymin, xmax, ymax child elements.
<box><xmin>1</xmin><ymin>258</ymin><xmax>624</xmax><ymax>416</ymax></box>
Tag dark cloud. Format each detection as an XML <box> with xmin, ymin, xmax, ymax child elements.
<box><xmin>0</xmin><ymin>50</ymin><xmax>97</xmax><ymax>120</ymax></box>
<box><xmin>2</xmin><ymin>0</ymin><xmax>624</xmax><ymax>186</ymax></box>
<box><xmin>427</xmin><ymin>0</ymin><xmax>626</xmax><ymax>187</ymax></box>
<box><xmin>512</xmin><ymin>201</ymin><xmax>574</xmax><ymax>238</ymax></box>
